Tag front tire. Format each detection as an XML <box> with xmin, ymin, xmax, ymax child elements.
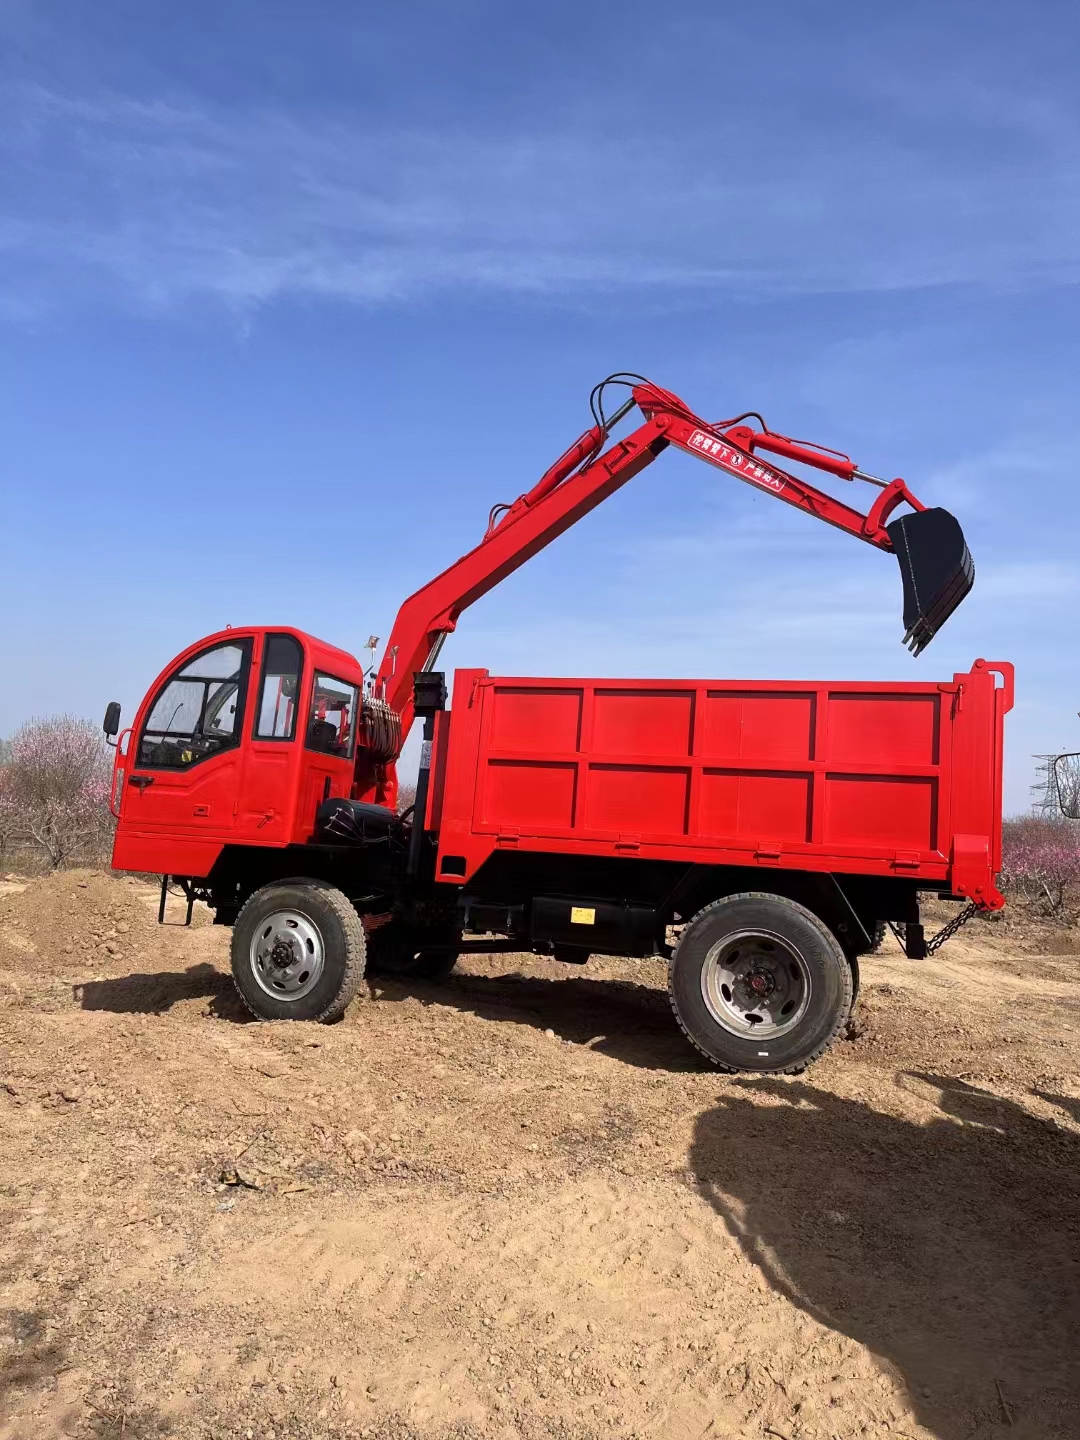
<box><xmin>669</xmin><ymin>892</ymin><xmax>853</xmax><ymax>1074</ymax></box>
<box><xmin>231</xmin><ymin>880</ymin><xmax>366</xmax><ymax>1022</ymax></box>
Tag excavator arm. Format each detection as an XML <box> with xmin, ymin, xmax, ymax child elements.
<box><xmin>370</xmin><ymin>374</ymin><xmax>973</xmax><ymax>767</ymax></box>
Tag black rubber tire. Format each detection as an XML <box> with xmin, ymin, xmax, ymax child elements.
<box><xmin>848</xmin><ymin>952</ymin><xmax>861</xmax><ymax>1009</ymax></box>
<box><xmin>365</xmin><ymin>923</ymin><xmax>460</xmax><ymax>982</ymax></box>
<box><xmin>668</xmin><ymin>892</ymin><xmax>854</xmax><ymax>1074</ymax></box>
<box><xmin>231</xmin><ymin>879</ymin><xmax>366</xmax><ymax>1023</ymax></box>
<box><xmin>865</xmin><ymin>920</ymin><xmax>887</xmax><ymax>954</ymax></box>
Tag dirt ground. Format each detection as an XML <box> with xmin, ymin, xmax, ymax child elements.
<box><xmin>2</xmin><ymin>872</ymin><xmax>1079</xmax><ymax>1440</ymax></box>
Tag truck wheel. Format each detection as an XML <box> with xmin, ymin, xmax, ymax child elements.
<box><xmin>366</xmin><ymin>923</ymin><xmax>460</xmax><ymax>982</ymax></box>
<box><xmin>231</xmin><ymin>880</ymin><xmax>366</xmax><ymax>1023</ymax></box>
<box><xmin>668</xmin><ymin>892</ymin><xmax>853</xmax><ymax>1074</ymax></box>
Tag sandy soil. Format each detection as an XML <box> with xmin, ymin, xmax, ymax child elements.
<box><xmin>1</xmin><ymin>871</ymin><xmax>1079</xmax><ymax>1440</ymax></box>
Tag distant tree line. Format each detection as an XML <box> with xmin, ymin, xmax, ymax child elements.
<box><xmin>1000</xmin><ymin>815</ymin><xmax>1080</xmax><ymax>918</ymax></box>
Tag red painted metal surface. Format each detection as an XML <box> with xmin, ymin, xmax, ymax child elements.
<box><xmin>111</xmin><ymin>627</ymin><xmax>366</xmax><ymax>877</ymax></box>
<box><xmin>431</xmin><ymin>660</ymin><xmax>1013</xmax><ymax>907</ymax></box>
<box><xmin>111</xmin><ymin>378</ymin><xmax>984</xmax><ymax>894</ymax></box>
<box><xmin>112</xmin><ymin>621</ymin><xmax>1011</xmax><ymax>917</ymax></box>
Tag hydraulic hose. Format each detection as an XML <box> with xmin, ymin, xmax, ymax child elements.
<box><xmin>361</xmin><ymin>696</ymin><xmax>402</xmax><ymax>762</ymax></box>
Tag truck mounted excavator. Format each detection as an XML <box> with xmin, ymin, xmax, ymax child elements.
<box><xmin>106</xmin><ymin>374</ymin><xmax>1005</xmax><ymax>1074</ymax></box>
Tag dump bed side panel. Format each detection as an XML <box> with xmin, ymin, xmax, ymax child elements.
<box><xmin>432</xmin><ymin>662</ymin><xmax>1010</xmax><ymax>904</ymax></box>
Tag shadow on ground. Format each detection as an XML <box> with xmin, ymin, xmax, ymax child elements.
<box><xmin>72</xmin><ymin>959</ymin><xmax>701</xmax><ymax>1067</ymax></box>
<box><xmin>75</xmin><ymin>963</ymin><xmax>249</xmax><ymax>1020</ymax></box>
<box><xmin>0</xmin><ymin>1223</ymin><xmax>71</xmax><ymax>1412</ymax></box>
<box><xmin>691</xmin><ymin>1074</ymin><xmax>1080</xmax><ymax>1440</ymax></box>
<box><xmin>0</xmin><ymin>1306</ymin><xmax>67</xmax><ymax>1410</ymax></box>
<box><xmin>374</xmin><ymin>967</ymin><xmax>713</xmax><ymax>1071</ymax></box>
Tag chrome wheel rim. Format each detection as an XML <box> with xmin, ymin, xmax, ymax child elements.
<box><xmin>700</xmin><ymin>928</ymin><xmax>811</xmax><ymax>1039</ymax></box>
<box><xmin>250</xmin><ymin>911</ymin><xmax>325</xmax><ymax>1001</ymax></box>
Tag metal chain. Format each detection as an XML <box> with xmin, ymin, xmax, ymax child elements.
<box><xmin>925</xmin><ymin>900</ymin><xmax>981</xmax><ymax>954</ymax></box>
<box><xmin>888</xmin><ymin>900</ymin><xmax>982</xmax><ymax>956</ymax></box>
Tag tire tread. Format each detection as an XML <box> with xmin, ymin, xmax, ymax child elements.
<box><xmin>232</xmin><ymin>879</ymin><xmax>366</xmax><ymax>1023</ymax></box>
<box><xmin>667</xmin><ymin>890</ymin><xmax>853</xmax><ymax>1074</ymax></box>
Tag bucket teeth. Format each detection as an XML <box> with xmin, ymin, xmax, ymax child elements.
<box><xmin>886</xmin><ymin>508</ymin><xmax>974</xmax><ymax>656</ymax></box>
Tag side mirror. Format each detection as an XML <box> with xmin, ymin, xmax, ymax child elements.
<box><xmin>1053</xmin><ymin>753</ymin><xmax>1080</xmax><ymax>820</ymax></box>
<box><xmin>103</xmin><ymin>701</ymin><xmax>122</xmax><ymax>741</ymax></box>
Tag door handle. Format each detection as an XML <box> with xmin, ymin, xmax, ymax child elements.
<box><xmin>129</xmin><ymin>775</ymin><xmax>154</xmax><ymax>790</ymax></box>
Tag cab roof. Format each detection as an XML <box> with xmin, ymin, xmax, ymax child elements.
<box><xmin>158</xmin><ymin>626</ymin><xmax>364</xmax><ymax>686</ymax></box>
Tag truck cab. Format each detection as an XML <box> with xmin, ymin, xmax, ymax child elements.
<box><xmin>111</xmin><ymin>627</ymin><xmax>367</xmax><ymax>880</ymax></box>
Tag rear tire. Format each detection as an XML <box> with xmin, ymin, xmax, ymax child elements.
<box><xmin>231</xmin><ymin>880</ymin><xmax>366</xmax><ymax>1023</ymax></box>
<box><xmin>865</xmin><ymin>920</ymin><xmax>887</xmax><ymax>954</ymax></box>
<box><xmin>669</xmin><ymin>892</ymin><xmax>853</xmax><ymax>1074</ymax></box>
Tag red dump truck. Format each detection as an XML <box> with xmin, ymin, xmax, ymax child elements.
<box><xmin>106</xmin><ymin>375</ymin><xmax>1006</xmax><ymax>1073</ymax></box>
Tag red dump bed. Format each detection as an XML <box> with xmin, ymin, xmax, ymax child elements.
<box><xmin>430</xmin><ymin>659</ymin><xmax>1012</xmax><ymax>906</ymax></box>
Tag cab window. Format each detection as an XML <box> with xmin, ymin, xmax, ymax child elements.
<box><xmin>254</xmin><ymin>634</ymin><xmax>303</xmax><ymax>740</ymax></box>
<box><xmin>305</xmin><ymin>674</ymin><xmax>360</xmax><ymax>760</ymax></box>
<box><xmin>138</xmin><ymin>640</ymin><xmax>252</xmax><ymax>769</ymax></box>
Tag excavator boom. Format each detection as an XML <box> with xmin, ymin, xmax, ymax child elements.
<box><xmin>374</xmin><ymin>375</ymin><xmax>973</xmax><ymax>748</ymax></box>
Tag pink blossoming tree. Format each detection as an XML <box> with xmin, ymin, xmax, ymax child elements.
<box><xmin>5</xmin><ymin>715</ymin><xmax>113</xmax><ymax>869</ymax></box>
<box><xmin>1000</xmin><ymin>815</ymin><xmax>1080</xmax><ymax>915</ymax></box>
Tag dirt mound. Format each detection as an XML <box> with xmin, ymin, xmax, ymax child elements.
<box><xmin>2</xmin><ymin>871</ymin><xmax>1080</xmax><ymax>1439</ymax></box>
<box><xmin>0</xmin><ymin>869</ymin><xmax>193</xmax><ymax>976</ymax></box>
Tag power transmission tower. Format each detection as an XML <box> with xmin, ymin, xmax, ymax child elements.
<box><xmin>1031</xmin><ymin>756</ymin><xmax>1061</xmax><ymax>817</ymax></box>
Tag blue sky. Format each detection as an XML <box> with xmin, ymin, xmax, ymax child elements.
<box><xmin>2</xmin><ymin>0</ymin><xmax>1078</xmax><ymax>811</ymax></box>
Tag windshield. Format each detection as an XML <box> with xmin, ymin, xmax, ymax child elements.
<box><xmin>138</xmin><ymin>640</ymin><xmax>250</xmax><ymax>769</ymax></box>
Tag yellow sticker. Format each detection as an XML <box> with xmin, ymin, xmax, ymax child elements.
<box><xmin>570</xmin><ymin>906</ymin><xmax>596</xmax><ymax>925</ymax></box>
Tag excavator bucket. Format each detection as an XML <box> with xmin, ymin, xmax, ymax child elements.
<box><xmin>886</xmin><ymin>507</ymin><xmax>974</xmax><ymax>655</ymax></box>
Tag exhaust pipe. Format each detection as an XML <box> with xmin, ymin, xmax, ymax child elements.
<box><xmin>886</xmin><ymin>508</ymin><xmax>974</xmax><ymax>655</ymax></box>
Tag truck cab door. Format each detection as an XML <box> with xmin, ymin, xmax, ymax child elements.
<box><xmin>297</xmin><ymin>671</ymin><xmax>362</xmax><ymax>837</ymax></box>
<box><xmin>238</xmin><ymin>633</ymin><xmax>305</xmax><ymax>842</ymax></box>
<box><xmin>123</xmin><ymin>637</ymin><xmax>253</xmax><ymax>837</ymax></box>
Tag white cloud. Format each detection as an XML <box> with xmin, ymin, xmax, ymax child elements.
<box><xmin>2</xmin><ymin>75</ymin><xmax>1079</xmax><ymax>314</ymax></box>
